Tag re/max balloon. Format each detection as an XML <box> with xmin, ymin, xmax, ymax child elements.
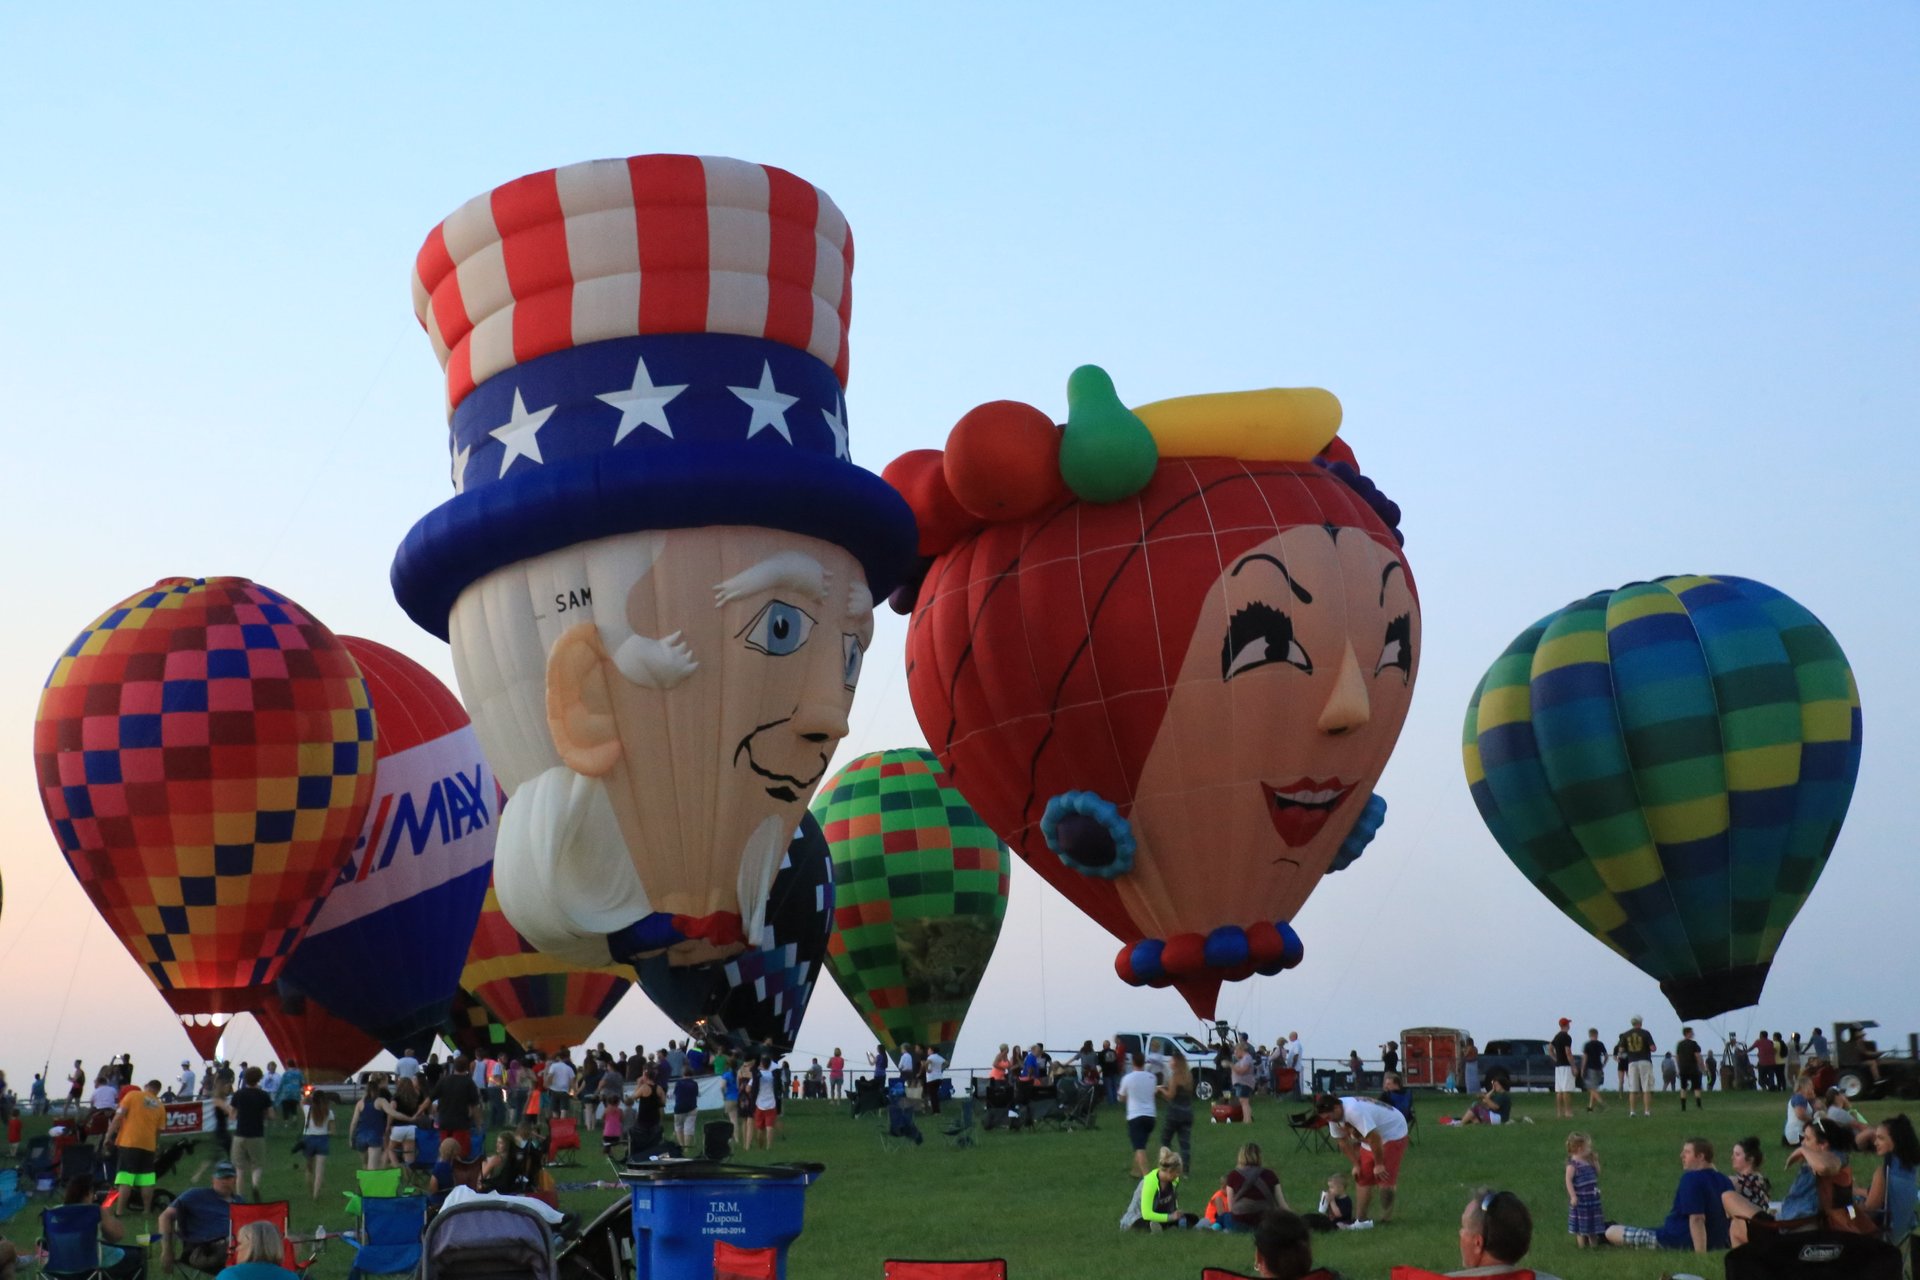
<box><xmin>812</xmin><ymin>749</ymin><xmax>1008</xmax><ymax>1058</ymax></box>
<box><xmin>894</xmin><ymin>373</ymin><xmax>1416</xmax><ymax>1018</ymax></box>
<box><xmin>462</xmin><ymin>876</ymin><xmax>631</xmax><ymax>1055</ymax></box>
<box><xmin>33</xmin><ymin>577</ymin><xmax>376</xmax><ymax>1040</ymax></box>
<box><xmin>389</xmin><ymin>155</ymin><xmax>915</xmax><ymax>977</ymax></box>
<box><xmin>633</xmin><ymin>814</ymin><xmax>834</xmax><ymax>1054</ymax></box>
<box><xmin>1463</xmin><ymin>575</ymin><xmax>1862</xmax><ymax>1020</ymax></box>
<box><xmin>278</xmin><ymin>636</ymin><xmax>496</xmax><ymax>1048</ymax></box>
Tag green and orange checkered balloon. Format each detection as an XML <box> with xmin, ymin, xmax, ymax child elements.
<box><xmin>812</xmin><ymin>748</ymin><xmax>1009</xmax><ymax>1058</ymax></box>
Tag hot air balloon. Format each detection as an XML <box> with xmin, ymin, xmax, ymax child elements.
<box><xmin>1463</xmin><ymin>575</ymin><xmax>1862</xmax><ymax>1019</ymax></box>
<box><xmin>33</xmin><ymin>577</ymin><xmax>377</xmax><ymax>1044</ymax></box>
<box><xmin>388</xmin><ymin>155</ymin><xmax>915</xmax><ymax>977</ymax></box>
<box><xmin>812</xmin><ymin>749</ymin><xmax>1008</xmax><ymax>1058</ymax></box>
<box><xmin>442</xmin><ymin>989</ymin><xmax>529</xmax><ymax>1062</ymax></box>
<box><xmin>277</xmin><ymin>636</ymin><xmax>496</xmax><ymax>1048</ymax></box>
<box><xmin>892</xmin><ymin>370</ymin><xmax>1418</xmax><ymax>1018</ymax></box>
<box><xmin>462</xmin><ymin>878</ymin><xmax>631</xmax><ymax>1055</ymax></box>
<box><xmin>255</xmin><ymin>986</ymin><xmax>383</xmax><ymax>1082</ymax></box>
<box><xmin>634</xmin><ymin>815</ymin><xmax>834</xmax><ymax>1054</ymax></box>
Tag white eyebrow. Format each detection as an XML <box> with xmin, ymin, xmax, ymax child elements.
<box><xmin>713</xmin><ymin>552</ymin><xmax>829</xmax><ymax>608</ymax></box>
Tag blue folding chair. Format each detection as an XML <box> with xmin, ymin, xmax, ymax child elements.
<box><xmin>406</xmin><ymin>1126</ymin><xmax>441</xmax><ymax>1185</ymax></box>
<box><xmin>344</xmin><ymin>1194</ymin><xmax>427</xmax><ymax>1280</ymax></box>
<box><xmin>41</xmin><ymin>1203</ymin><xmax>115</xmax><ymax>1280</ymax></box>
<box><xmin>0</xmin><ymin>1169</ymin><xmax>27</xmax><ymax>1224</ymax></box>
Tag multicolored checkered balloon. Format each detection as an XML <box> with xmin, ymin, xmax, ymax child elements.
<box><xmin>1463</xmin><ymin>575</ymin><xmax>1862</xmax><ymax>1020</ymax></box>
<box><xmin>33</xmin><ymin>578</ymin><xmax>377</xmax><ymax>1008</ymax></box>
<box><xmin>461</xmin><ymin>878</ymin><xmax>631</xmax><ymax>1054</ymax></box>
<box><xmin>812</xmin><ymin>748</ymin><xmax>1009</xmax><ymax>1058</ymax></box>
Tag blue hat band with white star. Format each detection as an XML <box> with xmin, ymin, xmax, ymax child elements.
<box><xmin>392</xmin><ymin>332</ymin><xmax>917</xmax><ymax>640</ymax></box>
<box><xmin>450</xmin><ymin>332</ymin><xmax>850</xmax><ymax>492</ymax></box>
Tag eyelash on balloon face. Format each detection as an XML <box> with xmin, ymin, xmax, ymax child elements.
<box><xmin>738</xmin><ymin>600</ymin><xmax>817</xmax><ymax>656</ymax></box>
<box><xmin>1221</xmin><ymin>602</ymin><xmax>1313</xmax><ymax>681</ymax></box>
<box><xmin>1375</xmin><ymin>612</ymin><xmax>1412</xmax><ymax>680</ymax></box>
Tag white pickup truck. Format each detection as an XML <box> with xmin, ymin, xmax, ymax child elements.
<box><xmin>1114</xmin><ymin>1031</ymin><xmax>1223</xmax><ymax>1098</ymax></box>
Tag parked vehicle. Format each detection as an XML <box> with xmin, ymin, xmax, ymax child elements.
<box><xmin>1833</xmin><ymin>1021</ymin><xmax>1920</xmax><ymax>1100</ymax></box>
<box><xmin>1114</xmin><ymin>1031</ymin><xmax>1223</xmax><ymax>1098</ymax></box>
<box><xmin>1475</xmin><ymin>1038</ymin><xmax>1556</xmax><ymax>1090</ymax></box>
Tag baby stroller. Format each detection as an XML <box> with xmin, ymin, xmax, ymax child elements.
<box><xmin>422</xmin><ymin>1199</ymin><xmax>558</xmax><ymax>1280</ymax></box>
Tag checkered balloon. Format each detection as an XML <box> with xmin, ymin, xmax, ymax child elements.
<box><xmin>33</xmin><ymin>577</ymin><xmax>377</xmax><ymax>995</ymax></box>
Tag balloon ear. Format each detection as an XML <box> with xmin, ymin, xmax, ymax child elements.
<box><xmin>546</xmin><ymin>622</ymin><xmax>622</xmax><ymax>778</ymax></box>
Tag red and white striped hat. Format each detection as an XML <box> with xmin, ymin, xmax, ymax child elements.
<box><xmin>411</xmin><ymin>154</ymin><xmax>854</xmax><ymax>414</ymax></box>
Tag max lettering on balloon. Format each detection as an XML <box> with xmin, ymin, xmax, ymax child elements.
<box><xmin>341</xmin><ymin>764</ymin><xmax>492</xmax><ymax>884</ymax></box>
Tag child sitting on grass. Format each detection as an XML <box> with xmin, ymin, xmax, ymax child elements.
<box><xmin>1319</xmin><ymin>1173</ymin><xmax>1354</xmax><ymax>1225</ymax></box>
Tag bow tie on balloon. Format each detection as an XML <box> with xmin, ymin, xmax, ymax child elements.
<box><xmin>884</xmin><ymin>366</ymin><xmax>1417</xmax><ymax>1018</ymax></box>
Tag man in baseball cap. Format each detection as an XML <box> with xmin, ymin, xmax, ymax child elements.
<box><xmin>158</xmin><ymin>1161</ymin><xmax>241</xmax><ymax>1273</ymax></box>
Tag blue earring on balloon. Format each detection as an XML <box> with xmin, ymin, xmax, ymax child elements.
<box><xmin>1326</xmin><ymin>792</ymin><xmax>1387</xmax><ymax>874</ymax></box>
<box><xmin>1041</xmin><ymin>791</ymin><xmax>1136</xmax><ymax>878</ymax></box>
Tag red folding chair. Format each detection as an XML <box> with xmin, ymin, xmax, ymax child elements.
<box><xmin>884</xmin><ymin>1261</ymin><xmax>1009</xmax><ymax>1279</ymax></box>
<box><xmin>228</xmin><ymin>1199</ymin><xmax>317</xmax><ymax>1272</ymax></box>
<box><xmin>547</xmin><ymin>1116</ymin><xmax>581</xmax><ymax>1164</ymax></box>
<box><xmin>712</xmin><ymin>1240</ymin><xmax>778</xmax><ymax>1280</ymax></box>
<box><xmin>1200</xmin><ymin>1270</ymin><xmax>1260</xmax><ymax>1280</ymax></box>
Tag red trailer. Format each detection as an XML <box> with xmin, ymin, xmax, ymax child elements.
<box><xmin>1400</xmin><ymin>1027</ymin><xmax>1467</xmax><ymax>1089</ymax></box>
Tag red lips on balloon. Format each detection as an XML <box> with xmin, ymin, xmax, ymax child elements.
<box><xmin>890</xmin><ymin>372</ymin><xmax>1420</xmax><ymax>1017</ymax></box>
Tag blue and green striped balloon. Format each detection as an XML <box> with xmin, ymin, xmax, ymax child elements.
<box><xmin>1463</xmin><ymin>575</ymin><xmax>1861</xmax><ymax>1019</ymax></box>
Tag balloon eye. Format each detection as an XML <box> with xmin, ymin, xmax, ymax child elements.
<box><xmin>1221</xmin><ymin>602</ymin><xmax>1312</xmax><ymax>681</ymax></box>
<box><xmin>1375</xmin><ymin>613</ymin><xmax>1412</xmax><ymax>680</ymax></box>
<box><xmin>741</xmin><ymin>601</ymin><xmax>815</xmax><ymax>656</ymax></box>
<box><xmin>842</xmin><ymin>635</ymin><xmax>864</xmax><ymax>690</ymax></box>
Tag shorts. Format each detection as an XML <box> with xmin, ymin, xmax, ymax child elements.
<box><xmin>754</xmin><ymin>1108</ymin><xmax>776</xmax><ymax>1131</ymax></box>
<box><xmin>300</xmin><ymin>1134</ymin><xmax>332</xmax><ymax>1156</ymax></box>
<box><xmin>1615</xmin><ymin>1224</ymin><xmax>1660</xmax><ymax>1248</ymax></box>
<box><xmin>231</xmin><ymin>1136</ymin><xmax>266</xmax><ymax>1169</ymax></box>
<box><xmin>113</xmin><ymin>1146</ymin><xmax>156</xmax><ymax>1187</ymax></box>
<box><xmin>443</xmin><ymin>1129</ymin><xmax>472</xmax><ymax>1156</ymax></box>
<box><xmin>1355</xmin><ymin>1137</ymin><xmax>1407</xmax><ymax>1187</ymax></box>
<box><xmin>389</xmin><ymin>1124</ymin><xmax>418</xmax><ymax>1143</ymax></box>
<box><xmin>1584</xmin><ymin>1069</ymin><xmax>1604</xmax><ymax>1090</ymax></box>
<box><xmin>1554</xmin><ymin>1066</ymin><xmax>1577</xmax><ymax>1093</ymax></box>
<box><xmin>1627</xmin><ymin>1060</ymin><xmax>1656</xmax><ymax>1092</ymax></box>
<box><xmin>1127</xmin><ymin>1116</ymin><xmax>1154</xmax><ymax>1151</ymax></box>
<box><xmin>1232</xmin><ymin>1084</ymin><xmax>1252</xmax><ymax>1098</ymax></box>
<box><xmin>1679</xmin><ymin>1071</ymin><xmax>1702</xmax><ymax>1090</ymax></box>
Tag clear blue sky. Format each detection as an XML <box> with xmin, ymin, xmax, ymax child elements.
<box><xmin>2</xmin><ymin>4</ymin><xmax>1915</xmax><ymax>1083</ymax></box>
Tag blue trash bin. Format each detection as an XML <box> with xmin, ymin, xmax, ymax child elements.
<box><xmin>623</xmin><ymin>1159</ymin><xmax>822</xmax><ymax>1279</ymax></box>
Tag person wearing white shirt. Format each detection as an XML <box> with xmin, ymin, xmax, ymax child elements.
<box><xmin>395</xmin><ymin>1050</ymin><xmax>421</xmax><ymax>1081</ymax></box>
<box><xmin>261</xmin><ymin>1065</ymin><xmax>282</xmax><ymax>1099</ymax></box>
<box><xmin>1315</xmin><ymin>1094</ymin><xmax>1410</xmax><ymax>1224</ymax></box>
<box><xmin>1118</xmin><ymin>1054</ymin><xmax>1160</xmax><ymax>1177</ymax></box>
<box><xmin>923</xmin><ymin>1049</ymin><xmax>945</xmax><ymax>1114</ymax></box>
<box><xmin>546</xmin><ymin>1054</ymin><xmax>577</xmax><ymax>1117</ymax></box>
<box><xmin>1285</xmin><ymin>1032</ymin><xmax>1305</xmax><ymax>1098</ymax></box>
<box><xmin>89</xmin><ymin>1080</ymin><xmax>120</xmax><ymax>1111</ymax></box>
<box><xmin>178</xmin><ymin>1063</ymin><xmax>197</xmax><ymax>1099</ymax></box>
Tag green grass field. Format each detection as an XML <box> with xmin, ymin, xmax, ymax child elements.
<box><xmin>11</xmin><ymin>1087</ymin><xmax>1808</xmax><ymax>1278</ymax></box>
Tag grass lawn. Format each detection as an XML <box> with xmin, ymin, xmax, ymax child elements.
<box><xmin>10</xmin><ymin>1086</ymin><xmax>1804</xmax><ymax>1278</ymax></box>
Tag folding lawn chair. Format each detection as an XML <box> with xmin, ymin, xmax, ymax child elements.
<box><xmin>0</xmin><ymin>1169</ymin><xmax>26</xmax><ymax>1225</ymax></box>
<box><xmin>712</xmin><ymin>1239</ymin><xmax>777</xmax><ymax>1279</ymax></box>
<box><xmin>1722</xmin><ymin>1228</ymin><xmax>1903</xmax><ymax>1279</ymax></box>
<box><xmin>343</xmin><ymin>1166</ymin><xmax>405</xmax><ymax>1222</ymax></box>
<box><xmin>228</xmin><ymin>1200</ymin><xmax>315</xmax><ymax>1272</ymax></box>
<box><xmin>40</xmin><ymin>1203</ymin><xmax>121</xmax><ymax>1280</ymax></box>
<box><xmin>407</xmin><ymin>1126</ymin><xmax>443</xmax><ymax>1187</ymax></box>
<box><xmin>702</xmin><ymin>1120</ymin><xmax>733</xmax><ymax>1161</ymax></box>
<box><xmin>1287</xmin><ymin>1110</ymin><xmax>1333</xmax><ymax>1155</ymax></box>
<box><xmin>546</xmin><ymin>1118</ymin><xmax>581</xmax><ymax>1166</ymax></box>
<box><xmin>849</xmin><ymin>1077</ymin><xmax>888</xmax><ymax>1120</ymax></box>
<box><xmin>1199</xmin><ymin>1270</ymin><xmax>1260</xmax><ymax>1280</ymax></box>
<box><xmin>942</xmin><ymin>1098</ymin><xmax>977</xmax><ymax>1149</ymax></box>
<box><xmin>884</xmin><ymin>1260</ymin><xmax>1008</xmax><ymax>1279</ymax></box>
<box><xmin>344</xmin><ymin>1193</ymin><xmax>427</xmax><ymax>1280</ymax></box>
<box><xmin>880</xmin><ymin>1100</ymin><xmax>925</xmax><ymax>1150</ymax></box>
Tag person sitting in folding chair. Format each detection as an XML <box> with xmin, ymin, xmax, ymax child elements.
<box><xmin>1246</xmin><ymin>1207</ymin><xmax>1348</xmax><ymax>1279</ymax></box>
<box><xmin>157</xmin><ymin>1162</ymin><xmax>242</xmax><ymax>1276</ymax></box>
<box><xmin>42</xmin><ymin>1176</ymin><xmax>145</xmax><ymax>1279</ymax></box>
<box><xmin>884</xmin><ymin>1099</ymin><xmax>924</xmax><ymax>1148</ymax></box>
<box><xmin>214</xmin><ymin>1221</ymin><xmax>296</xmax><ymax>1280</ymax></box>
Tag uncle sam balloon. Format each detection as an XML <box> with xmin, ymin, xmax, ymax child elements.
<box><xmin>392</xmin><ymin>155</ymin><xmax>916</xmax><ymax>970</ymax></box>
